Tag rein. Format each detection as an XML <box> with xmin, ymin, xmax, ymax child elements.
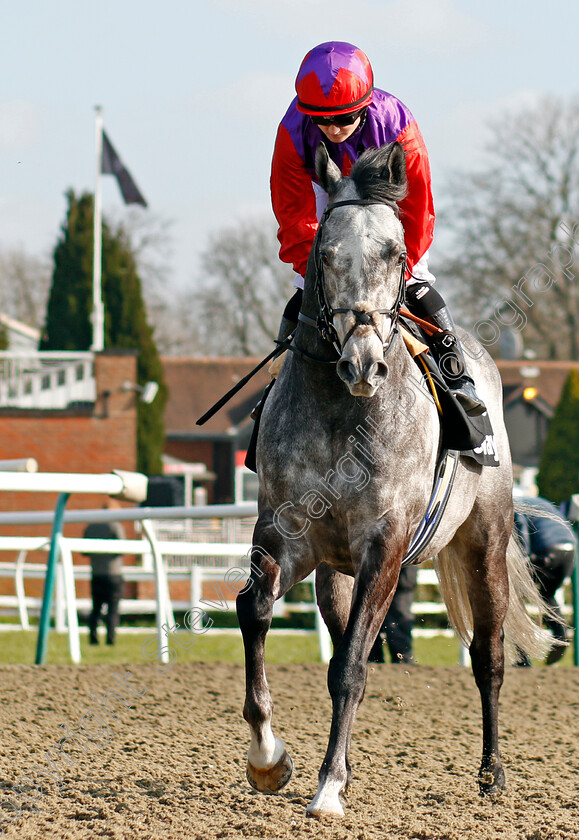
<box><xmin>291</xmin><ymin>198</ymin><xmax>407</xmax><ymax>364</ymax></box>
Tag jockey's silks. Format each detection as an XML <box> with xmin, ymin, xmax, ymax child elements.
<box><xmin>271</xmin><ymin>89</ymin><xmax>435</xmax><ymax>280</ymax></box>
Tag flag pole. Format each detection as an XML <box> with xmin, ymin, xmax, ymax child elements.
<box><xmin>92</xmin><ymin>105</ymin><xmax>105</xmax><ymax>352</ymax></box>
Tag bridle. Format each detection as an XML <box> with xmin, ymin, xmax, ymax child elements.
<box><xmin>293</xmin><ymin>198</ymin><xmax>407</xmax><ymax>363</ymax></box>
<box><xmin>197</xmin><ymin>200</ymin><xmax>408</xmax><ymax>425</ymax></box>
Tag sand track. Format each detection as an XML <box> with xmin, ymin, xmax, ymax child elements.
<box><xmin>1</xmin><ymin>662</ymin><xmax>578</xmax><ymax>839</ymax></box>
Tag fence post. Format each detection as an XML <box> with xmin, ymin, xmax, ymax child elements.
<box><xmin>190</xmin><ymin>564</ymin><xmax>201</xmax><ymax>610</ymax></box>
<box><xmin>55</xmin><ymin>563</ymin><xmax>66</xmax><ymax>633</ymax></box>
<box><xmin>141</xmin><ymin>519</ymin><xmax>172</xmax><ymax>664</ymax></box>
<box><xmin>315</xmin><ymin>605</ymin><xmax>332</xmax><ymax>663</ymax></box>
<box><xmin>59</xmin><ymin>538</ymin><xmax>81</xmax><ymax>664</ymax></box>
<box><xmin>35</xmin><ymin>492</ymin><xmax>70</xmax><ymax>664</ymax></box>
<box><xmin>15</xmin><ymin>549</ymin><xmax>30</xmax><ymax>630</ymax></box>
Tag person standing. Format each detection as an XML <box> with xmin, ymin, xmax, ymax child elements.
<box><xmin>270</xmin><ymin>40</ymin><xmax>485</xmax><ymax>415</ymax></box>
<box><xmin>84</xmin><ymin>501</ymin><xmax>126</xmax><ymax>646</ymax></box>
<box><xmin>368</xmin><ymin>566</ymin><xmax>418</xmax><ymax>664</ymax></box>
<box><xmin>515</xmin><ymin>495</ymin><xmax>577</xmax><ymax>665</ymax></box>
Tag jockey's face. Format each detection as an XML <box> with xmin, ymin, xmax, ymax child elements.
<box><xmin>316</xmin><ymin>116</ymin><xmax>362</xmax><ymax>143</ymax></box>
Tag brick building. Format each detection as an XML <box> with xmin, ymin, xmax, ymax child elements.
<box><xmin>2</xmin><ymin>351</ymin><xmax>578</xmax><ymax>606</ymax></box>
<box><xmin>162</xmin><ymin>357</ymin><xmax>270</xmax><ymax>503</ymax></box>
<box><xmin>496</xmin><ymin>360</ymin><xmax>579</xmax><ymax>475</ymax></box>
<box><xmin>0</xmin><ymin>350</ymin><xmax>139</xmax><ymax>598</ymax></box>
<box><xmin>162</xmin><ymin>357</ymin><xmax>579</xmax><ymax>500</ymax></box>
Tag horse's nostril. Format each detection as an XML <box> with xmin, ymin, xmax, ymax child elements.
<box><xmin>337</xmin><ymin>359</ymin><xmax>358</xmax><ymax>384</ymax></box>
<box><xmin>375</xmin><ymin>361</ymin><xmax>388</xmax><ymax>380</ymax></box>
<box><xmin>364</xmin><ymin>360</ymin><xmax>388</xmax><ymax>382</ymax></box>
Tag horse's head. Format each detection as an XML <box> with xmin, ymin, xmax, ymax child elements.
<box><xmin>312</xmin><ymin>142</ymin><xmax>408</xmax><ymax>397</ymax></box>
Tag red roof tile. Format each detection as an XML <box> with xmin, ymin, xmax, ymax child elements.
<box><xmin>160</xmin><ymin>357</ymin><xmax>579</xmax><ymax>438</ymax></box>
<box><xmin>162</xmin><ymin>357</ymin><xmax>272</xmax><ymax>436</ymax></box>
<box><xmin>496</xmin><ymin>361</ymin><xmax>579</xmax><ymax>409</ymax></box>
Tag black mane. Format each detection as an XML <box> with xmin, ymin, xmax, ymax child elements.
<box><xmin>350</xmin><ymin>144</ymin><xmax>408</xmax><ymax>207</ymax></box>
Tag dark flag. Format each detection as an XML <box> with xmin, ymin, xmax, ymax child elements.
<box><xmin>101</xmin><ymin>130</ymin><xmax>148</xmax><ymax>207</ymax></box>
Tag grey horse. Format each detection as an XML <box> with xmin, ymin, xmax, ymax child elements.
<box><xmin>236</xmin><ymin>142</ymin><xmax>550</xmax><ymax>818</ymax></box>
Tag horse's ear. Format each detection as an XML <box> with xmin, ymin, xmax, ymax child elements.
<box><xmin>383</xmin><ymin>142</ymin><xmax>407</xmax><ymax>189</ymax></box>
<box><xmin>316</xmin><ymin>143</ymin><xmax>342</xmax><ymax>196</ymax></box>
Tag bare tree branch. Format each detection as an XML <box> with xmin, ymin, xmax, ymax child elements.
<box><xmin>0</xmin><ymin>249</ymin><xmax>51</xmax><ymax>329</ymax></box>
<box><xmin>437</xmin><ymin>96</ymin><xmax>579</xmax><ymax>359</ymax></box>
<box><xmin>194</xmin><ymin>217</ymin><xmax>295</xmax><ymax>356</ymax></box>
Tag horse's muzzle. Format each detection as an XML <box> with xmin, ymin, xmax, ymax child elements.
<box><xmin>337</xmin><ymin>355</ymin><xmax>388</xmax><ymax>397</ymax></box>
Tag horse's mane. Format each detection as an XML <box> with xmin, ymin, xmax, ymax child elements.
<box><xmin>349</xmin><ymin>145</ymin><xmax>408</xmax><ymax>208</ymax></box>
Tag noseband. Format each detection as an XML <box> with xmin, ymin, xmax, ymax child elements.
<box><xmin>295</xmin><ymin>198</ymin><xmax>407</xmax><ymax>362</ymax></box>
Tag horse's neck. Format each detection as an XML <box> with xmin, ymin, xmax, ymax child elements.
<box><xmin>292</xmin><ymin>321</ymin><xmax>339</xmax><ymax>364</ymax></box>
<box><xmin>296</xmin><ymin>283</ymin><xmax>341</xmax><ymax>363</ymax></box>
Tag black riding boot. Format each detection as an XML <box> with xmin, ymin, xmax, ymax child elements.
<box><xmin>406</xmin><ymin>283</ymin><xmax>487</xmax><ymax>417</ymax></box>
<box><xmin>428</xmin><ymin>306</ymin><xmax>487</xmax><ymax>417</ymax></box>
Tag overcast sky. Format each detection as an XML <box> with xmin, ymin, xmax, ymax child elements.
<box><xmin>1</xmin><ymin>0</ymin><xmax>577</xmax><ymax>295</ymax></box>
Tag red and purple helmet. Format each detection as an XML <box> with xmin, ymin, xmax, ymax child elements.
<box><xmin>295</xmin><ymin>41</ymin><xmax>374</xmax><ymax>116</ymax></box>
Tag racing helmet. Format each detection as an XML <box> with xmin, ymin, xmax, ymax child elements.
<box><xmin>295</xmin><ymin>41</ymin><xmax>374</xmax><ymax>116</ymax></box>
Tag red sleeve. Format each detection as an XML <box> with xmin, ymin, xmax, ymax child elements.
<box><xmin>397</xmin><ymin>121</ymin><xmax>435</xmax><ymax>276</ymax></box>
<box><xmin>270</xmin><ymin>124</ymin><xmax>318</xmax><ymax>278</ymax></box>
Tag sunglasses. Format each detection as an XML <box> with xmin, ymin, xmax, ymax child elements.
<box><xmin>311</xmin><ymin>108</ymin><xmax>366</xmax><ymax>127</ymax></box>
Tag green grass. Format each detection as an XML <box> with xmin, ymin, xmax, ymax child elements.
<box><xmin>0</xmin><ymin>629</ymin><xmax>320</xmax><ymax>666</ymax></box>
<box><xmin>1</xmin><ymin>628</ymin><xmax>575</xmax><ymax>668</ymax></box>
<box><xmin>414</xmin><ymin>635</ymin><xmax>461</xmax><ymax>666</ymax></box>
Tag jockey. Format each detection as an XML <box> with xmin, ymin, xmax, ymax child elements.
<box><xmin>271</xmin><ymin>41</ymin><xmax>486</xmax><ymax>417</ymax></box>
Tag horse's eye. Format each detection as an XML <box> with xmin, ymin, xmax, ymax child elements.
<box><xmin>320</xmin><ymin>250</ymin><xmax>330</xmax><ymax>266</ymax></box>
<box><xmin>398</xmin><ymin>251</ymin><xmax>407</xmax><ymax>264</ymax></box>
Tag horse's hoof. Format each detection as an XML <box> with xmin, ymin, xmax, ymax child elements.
<box><xmin>305</xmin><ymin>785</ymin><xmax>346</xmax><ymax>818</ymax></box>
<box><xmin>246</xmin><ymin>750</ymin><xmax>294</xmax><ymax>793</ymax></box>
<box><xmin>478</xmin><ymin>764</ymin><xmax>506</xmax><ymax>797</ymax></box>
<box><xmin>306</xmin><ymin>801</ymin><xmax>345</xmax><ymax>819</ymax></box>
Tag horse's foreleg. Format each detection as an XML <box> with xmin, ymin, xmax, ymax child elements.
<box><xmin>307</xmin><ymin>540</ymin><xmax>401</xmax><ymax>817</ymax></box>
<box><xmin>315</xmin><ymin>563</ymin><xmax>354</xmax><ymax>649</ymax></box>
<box><xmin>236</xmin><ymin>538</ymin><xmax>293</xmax><ymax>794</ymax></box>
<box><xmin>463</xmin><ymin>541</ymin><xmax>510</xmax><ymax>796</ymax></box>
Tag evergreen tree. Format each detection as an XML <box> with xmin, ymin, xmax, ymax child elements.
<box><xmin>102</xmin><ymin>223</ymin><xmax>167</xmax><ymax>475</ymax></box>
<box><xmin>41</xmin><ymin>190</ymin><xmax>166</xmax><ymax>475</ymax></box>
<box><xmin>41</xmin><ymin>190</ymin><xmax>94</xmax><ymax>350</ymax></box>
<box><xmin>536</xmin><ymin>370</ymin><xmax>579</xmax><ymax>504</ymax></box>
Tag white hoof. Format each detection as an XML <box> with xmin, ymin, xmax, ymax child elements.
<box><xmin>246</xmin><ymin>736</ymin><xmax>294</xmax><ymax>794</ymax></box>
<box><xmin>306</xmin><ymin>784</ymin><xmax>345</xmax><ymax>818</ymax></box>
<box><xmin>247</xmin><ymin>734</ymin><xmax>288</xmax><ymax>769</ymax></box>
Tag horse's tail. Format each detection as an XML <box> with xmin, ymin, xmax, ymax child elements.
<box><xmin>435</xmin><ymin>534</ymin><xmax>555</xmax><ymax>664</ymax></box>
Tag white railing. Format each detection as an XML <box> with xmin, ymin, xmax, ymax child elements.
<box><xmin>0</xmin><ymin>524</ymin><xmax>453</xmax><ymax>663</ymax></box>
<box><xmin>0</xmin><ymin>351</ymin><xmax>95</xmax><ymax>409</ymax></box>
<box><xmin>0</xmin><ymin>530</ymin><xmax>334</xmax><ymax>663</ymax></box>
<box><xmin>0</xmin><ymin>505</ymin><xmax>574</xmax><ymax>669</ymax></box>
<box><xmin>0</xmin><ymin>545</ymin><xmax>449</xmax><ymax>623</ymax></box>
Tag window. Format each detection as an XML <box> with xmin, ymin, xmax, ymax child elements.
<box><xmin>235</xmin><ymin>466</ymin><xmax>259</xmax><ymax>503</ymax></box>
